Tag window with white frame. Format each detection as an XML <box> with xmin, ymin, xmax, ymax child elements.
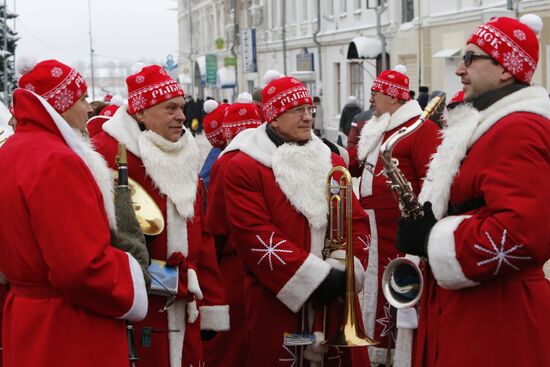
<box><xmin>402</xmin><ymin>0</ymin><xmax>414</xmax><ymax>23</ymax></box>
<box><xmin>349</xmin><ymin>62</ymin><xmax>364</xmax><ymax>108</ymax></box>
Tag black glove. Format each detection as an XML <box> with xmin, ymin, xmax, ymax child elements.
<box><xmin>310</xmin><ymin>269</ymin><xmax>346</xmax><ymax>305</ymax></box>
<box><xmin>396</xmin><ymin>201</ymin><xmax>437</xmax><ymax>258</ymax></box>
<box><xmin>322</xmin><ymin>138</ymin><xmax>340</xmax><ymax>155</ymax></box>
<box><xmin>201</xmin><ymin>330</ymin><xmax>217</xmax><ymax>341</ymax></box>
<box><xmin>113</xmin><ymin>187</ymin><xmax>151</xmax><ymax>287</ymax></box>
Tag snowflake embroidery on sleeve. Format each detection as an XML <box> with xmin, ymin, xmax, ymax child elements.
<box><xmin>513</xmin><ymin>29</ymin><xmax>526</xmax><ymax>41</ymax></box>
<box><xmin>502</xmin><ymin>52</ymin><xmax>524</xmax><ymax>75</ymax></box>
<box><xmin>474</xmin><ymin>229</ymin><xmax>531</xmax><ymax>275</ymax></box>
<box><xmin>278</xmin><ymin>345</ymin><xmax>297</xmax><ymax>366</ymax></box>
<box><xmin>54</xmin><ymin>89</ymin><xmax>75</xmax><ymax>111</ymax></box>
<box><xmin>251</xmin><ymin>232</ymin><xmax>292</xmax><ymax>271</ymax></box>
<box><xmin>357</xmin><ymin>234</ymin><xmax>371</xmax><ymax>263</ymax></box>
<box><xmin>376</xmin><ymin>303</ymin><xmax>396</xmax><ymax>340</ymax></box>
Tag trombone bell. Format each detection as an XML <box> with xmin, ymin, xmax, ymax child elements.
<box><xmin>381</xmin><ymin>257</ymin><xmax>423</xmax><ymax>309</ymax></box>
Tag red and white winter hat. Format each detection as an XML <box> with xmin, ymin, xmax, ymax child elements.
<box><xmin>222</xmin><ymin>93</ymin><xmax>262</xmax><ymax>140</ymax></box>
<box><xmin>371</xmin><ymin>65</ymin><xmax>410</xmax><ymax>101</ymax></box>
<box><xmin>17</xmin><ymin>58</ymin><xmax>88</xmax><ymax>114</ymax></box>
<box><xmin>203</xmin><ymin>99</ymin><xmax>229</xmax><ymax>148</ymax></box>
<box><xmin>99</xmin><ymin>95</ymin><xmax>124</xmax><ymax>117</ymax></box>
<box><xmin>126</xmin><ymin>64</ymin><xmax>184</xmax><ymax>114</ymax></box>
<box><xmin>467</xmin><ymin>14</ymin><xmax>543</xmax><ymax>84</ymax></box>
<box><xmin>261</xmin><ymin>70</ymin><xmax>313</xmax><ymax>123</ymax></box>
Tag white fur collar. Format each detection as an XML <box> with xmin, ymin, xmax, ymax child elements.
<box><xmin>358</xmin><ymin>100</ymin><xmax>422</xmax><ymax>161</ymax></box>
<box><xmin>103</xmin><ymin>104</ymin><xmax>200</xmax><ymax>219</ymax></box>
<box><xmin>31</xmin><ymin>92</ymin><xmax>116</xmax><ymax>230</ymax></box>
<box><xmin>420</xmin><ymin>86</ymin><xmax>550</xmax><ymax>219</ymax></box>
<box><xmin>241</xmin><ymin>123</ymin><xmax>332</xmax><ymax>228</ymax></box>
<box><xmin>219</xmin><ymin>126</ymin><xmax>256</xmax><ymax>158</ymax></box>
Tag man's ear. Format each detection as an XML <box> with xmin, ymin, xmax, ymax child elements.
<box><xmin>499</xmin><ymin>66</ymin><xmax>515</xmax><ymax>83</ymax></box>
<box><xmin>134</xmin><ymin>110</ymin><xmax>146</xmax><ymax>124</ymax></box>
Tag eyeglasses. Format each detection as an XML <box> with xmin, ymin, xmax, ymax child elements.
<box><xmin>462</xmin><ymin>51</ymin><xmax>497</xmax><ymax>67</ymax></box>
<box><xmin>287</xmin><ymin>105</ymin><xmax>317</xmax><ymax>117</ymax></box>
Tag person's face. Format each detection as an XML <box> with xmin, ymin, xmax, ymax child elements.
<box><xmin>7</xmin><ymin>116</ymin><xmax>16</xmax><ymax>131</ymax></box>
<box><xmin>369</xmin><ymin>91</ymin><xmax>397</xmax><ymax>117</ymax></box>
<box><xmin>455</xmin><ymin>44</ymin><xmax>512</xmax><ymax>101</ymax></box>
<box><xmin>135</xmin><ymin>96</ymin><xmax>186</xmax><ymax>142</ymax></box>
<box><xmin>271</xmin><ymin>104</ymin><xmax>315</xmax><ymax>142</ymax></box>
<box><xmin>61</xmin><ymin>94</ymin><xmax>93</xmax><ymax>134</ymax></box>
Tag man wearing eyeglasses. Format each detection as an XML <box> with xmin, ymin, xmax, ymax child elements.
<box><xmin>223</xmin><ymin>71</ymin><xmax>371</xmax><ymax>366</ymax></box>
<box><xmin>397</xmin><ymin>15</ymin><xmax>550</xmax><ymax>367</ymax></box>
<box><xmin>346</xmin><ymin>65</ymin><xmax>440</xmax><ymax>366</ymax></box>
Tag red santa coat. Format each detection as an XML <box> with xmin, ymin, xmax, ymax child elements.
<box><xmin>203</xmin><ymin>129</ymin><xmax>255</xmax><ymax>367</ymax></box>
<box><xmin>0</xmin><ymin>89</ymin><xmax>147</xmax><ymax>367</ymax></box>
<box><xmin>94</xmin><ymin>106</ymin><xmax>229</xmax><ymax>367</ymax></box>
<box><xmin>224</xmin><ymin>124</ymin><xmax>371</xmax><ymax>367</ymax></box>
<box><xmin>416</xmin><ymin>86</ymin><xmax>550</xmax><ymax>366</ymax></box>
<box><xmin>349</xmin><ymin>100</ymin><xmax>440</xmax><ymax>365</ymax></box>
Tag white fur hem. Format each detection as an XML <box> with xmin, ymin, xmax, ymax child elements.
<box><xmin>199</xmin><ymin>305</ymin><xmax>230</xmax><ymax>331</ymax></box>
<box><xmin>119</xmin><ymin>253</ymin><xmax>148</xmax><ymax>321</ymax></box>
<box><xmin>325</xmin><ymin>249</ymin><xmax>365</xmax><ymax>292</ymax></box>
<box><xmin>277</xmin><ymin>254</ymin><xmax>331</xmax><ymax>313</ymax></box>
<box><xmin>369</xmin><ymin>345</ymin><xmax>393</xmax><ymax>365</ymax></box>
<box><xmin>427</xmin><ymin>215</ymin><xmax>479</xmax><ymax>289</ymax></box>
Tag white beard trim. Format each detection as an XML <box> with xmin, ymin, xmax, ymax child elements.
<box><xmin>272</xmin><ymin>138</ymin><xmax>332</xmax><ymax>229</ymax></box>
<box><xmin>138</xmin><ymin>130</ymin><xmax>200</xmax><ymax>220</ymax></box>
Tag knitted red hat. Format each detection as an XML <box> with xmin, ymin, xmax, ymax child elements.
<box><xmin>98</xmin><ymin>95</ymin><xmax>124</xmax><ymax>117</ymax></box>
<box><xmin>203</xmin><ymin>99</ymin><xmax>229</xmax><ymax>148</ymax></box>
<box><xmin>222</xmin><ymin>100</ymin><xmax>262</xmax><ymax>140</ymax></box>
<box><xmin>371</xmin><ymin>65</ymin><xmax>410</xmax><ymax>101</ymax></box>
<box><xmin>261</xmin><ymin>70</ymin><xmax>312</xmax><ymax>123</ymax></box>
<box><xmin>467</xmin><ymin>14</ymin><xmax>543</xmax><ymax>83</ymax></box>
<box><xmin>448</xmin><ymin>90</ymin><xmax>465</xmax><ymax>105</ymax></box>
<box><xmin>17</xmin><ymin>59</ymin><xmax>88</xmax><ymax>114</ymax></box>
<box><xmin>126</xmin><ymin>64</ymin><xmax>184</xmax><ymax>114</ymax></box>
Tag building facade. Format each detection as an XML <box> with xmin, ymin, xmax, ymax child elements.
<box><xmin>177</xmin><ymin>0</ymin><xmax>550</xmax><ymax>140</ymax></box>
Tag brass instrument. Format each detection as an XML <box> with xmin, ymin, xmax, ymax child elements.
<box><xmin>323</xmin><ymin>166</ymin><xmax>378</xmax><ymax>347</ymax></box>
<box><xmin>113</xmin><ymin>144</ymin><xmax>164</xmax><ymax>236</ymax></box>
<box><xmin>380</xmin><ymin>93</ymin><xmax>445</xmax><ymax>309</ymax></box>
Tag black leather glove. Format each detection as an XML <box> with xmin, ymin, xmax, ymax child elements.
<box><xmin>113</xmin><ymin>187</ymin><xmax>151</xmax><ymax>287</ymax></box>
<box><xmin>201</xmin><ymin>330</ymin><xmax>217</xmax><ymax>341</ymax></box>
<box><xmin>396</xmin><ymin>201</ymin><xmax>437</xmax><ymax>258</ymax></box>
<box><xmin>310</xmin><ymin>269</ymin><xmax>346</xmax><ymax>305</ymax></box>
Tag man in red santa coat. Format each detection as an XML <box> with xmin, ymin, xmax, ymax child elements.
<box><xmin>397</xmin><ymin>14</ymin><xmax>550</xmax><ymax>367</ymax></box>
<box><xmin>348</xmin><ymin>65</ymin><xmax>440</xmax><ymax>366</ymax></box>
<box><xmin>203</xmin><ymin>93</ymin><xmax>262</xmax><ymax>367</ymax></box>
<box><xmin>223</xmin><ymin>71</ymin><xmax>372</xmax><ymax>366</ymax></box>
<box><xmin>93</xmin><ymin>64</ymin><xmax>229</xmax><ymax>367</ymax></box>
<box><xmin>0</xmin><ymin>59</ymin><xmax>149</xmax><ymax>367</ymax></box>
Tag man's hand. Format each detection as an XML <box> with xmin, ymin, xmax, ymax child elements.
<box><xmin>310</xmin><ymin>269</ymin><xmax>346</xmax><ymax>305</ymax></box>
<box><xmin>396</xmin><ymin>202</ymin><xmax>437</xmax><ymax>258</ymax></box>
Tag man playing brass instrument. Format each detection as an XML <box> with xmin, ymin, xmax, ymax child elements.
<box><xmin>0</xmin><ymin>59</ymin><xmax>149</xmax><ymax>367</ymax></box>
<box><xmin>223</xmin><ymin>70</ymin><xmax>371</xmax><ymax>366</ymax></box>
<box><xmin>348</xmin><ymin>65</ymin><xmax>440</xmax><ymax>366</ymax></box>
<box><xmin>93</xmin><ymin>64</ymin><xmax>229</xmax><ymax>367</ymax></box>
<box><xmin>397</xmin><ymin>15</ymin><xmax>550</xmax><ymax>366</ymax></box>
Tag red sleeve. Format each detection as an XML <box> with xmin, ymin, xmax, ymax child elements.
<box><xmin>410</xmin><ymin>119</ymin><xmax>441</xmax><ymax>180</ymax></box>
<box><xmin>205</xmin><ymin>158</ymin><xmax>229</xmax><ymax>257</ymax></box>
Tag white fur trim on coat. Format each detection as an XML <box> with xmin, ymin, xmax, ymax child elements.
<box><xmin>325</xmin><ymin>249</ymin><xmax>365</xmax><ymax>292</ymax></box>
<box><xmin>31</xmin><ymin>92</ymin><xmax>117</xmax><ymax>230</ymax></box>
<box><xmin>218</xmin><ymin>126</ymin><xmax>255</xmax><ymax>158</ymax></box>
<box><xmin>362</xmin><ymin>209</ymin><xmax>379</xmax><ymax>339</ymax></box>
<box><xmin>420</xmin><ymin>86</ymin><xmax>550</xmax><ymax>219</ymax></box>
<box><xmin>199</xmin><ymin>305</ymin><xmax>230</xmax><ymax>331</ymax></box>
<box><xmin>277</xmin><ymin>254</ymin><xmax>332</xmax><ymax>313</ymax></box>
<box><xmin>119</xmin><ymin>253</ymin><xmax>148</xmax><ymax>321</ymax></box>
<box><xmin>102</xmin><ymin>105</ymin><xmax>142</xmax><ymax>157</ymax></box>
<box><xmin>427</xmin><ymin>215</ymin><xmax>479</xmax><ymax>289</ymax></box>
<box><xmin>168</xmin><ymin>299</ymin><xmax>186</xmax><ymax>367</ymax></box>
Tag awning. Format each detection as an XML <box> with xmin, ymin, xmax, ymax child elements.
<box><xmin>217</xmin><ymin>66</ymin><xmax>236</xmax><ymax>89</ymax></box>
<box><xmin>347</xmin><ymin>37</ymin><xmax>383</xmax><ymax>60</ymax></box>
<box><xmin>290</xmin><ymin>71</ymin><xmax>316</xmax><ymax>82</ymax></box>
<box><xmin>432</xmin><ymin>48</ymin><xmax>461</xmax><ymax>59</ymax></box>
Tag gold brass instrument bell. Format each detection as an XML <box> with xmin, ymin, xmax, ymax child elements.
<box><xmin>113</xmin><ymin>144</ymin><xmax>164</xmax><ymax>236</ymax></box>
<box><xmin>323</xmin><ymin>166</ymin><xmax>378</xmax><ymax>347</ymax></box>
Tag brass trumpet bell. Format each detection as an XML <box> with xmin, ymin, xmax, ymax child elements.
<box><xmin>113</xmin><ymin>170</ymin><xmax>165</xmax><ymax>236</ymax></box>
<box><xmin>381</xmin><ymin>257</ymin><xmax>423</xmax><ymax>309</ymax></box>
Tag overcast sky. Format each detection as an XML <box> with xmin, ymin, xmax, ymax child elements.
<box><xmin>12</xmin><ymin>0</ymin><xmax>179</xmax><ymax>67</ymax></box>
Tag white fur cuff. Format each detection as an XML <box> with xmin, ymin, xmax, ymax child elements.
<box><xmin>427</xmin><ymin>215</ymin><xmax>479</xmax><ymax>289</ymax></box>
<box><xmin>199</xmin><ymin>305</ymin><xmax>230</xmax><ymax>331</ymax></box>
<box><xmin>325</xmin><ymin>249</ymin><xmax>365</xmax><ymax>292</ymax></box>
<box><xmin>119</xmin><ymin>253</ymin><xmax>148</xmax><ymax>322</ymax></box>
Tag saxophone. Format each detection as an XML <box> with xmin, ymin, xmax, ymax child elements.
<box><xmin>380</xmin><ymin>93</ymin><xmax>445</xmax><ymax>309</ymax></box>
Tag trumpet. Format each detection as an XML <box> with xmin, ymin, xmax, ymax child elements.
<box><xmin>380</xmin><ymin>93</ymin><xmax>445</xmax><ymax>309</ymax></box>
<box><xmin>323</xmin><ymin>166</ymin><xmax>378</xmax><ymax>347</ymax></box>
<box><xmin>113</xmin><ymin>144</ymin><xmax>164</xmax><ymax>236</ymax></box>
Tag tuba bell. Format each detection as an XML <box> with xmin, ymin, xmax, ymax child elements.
<box><xmin>323</xmin><ymin>166</ymin><xmax>378</xmax><ymax>347</ymax></box>
<box><xmin>379</xmin><ymin>93</ymin><xmax>445</xmax><ymax>309</ymax></box>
